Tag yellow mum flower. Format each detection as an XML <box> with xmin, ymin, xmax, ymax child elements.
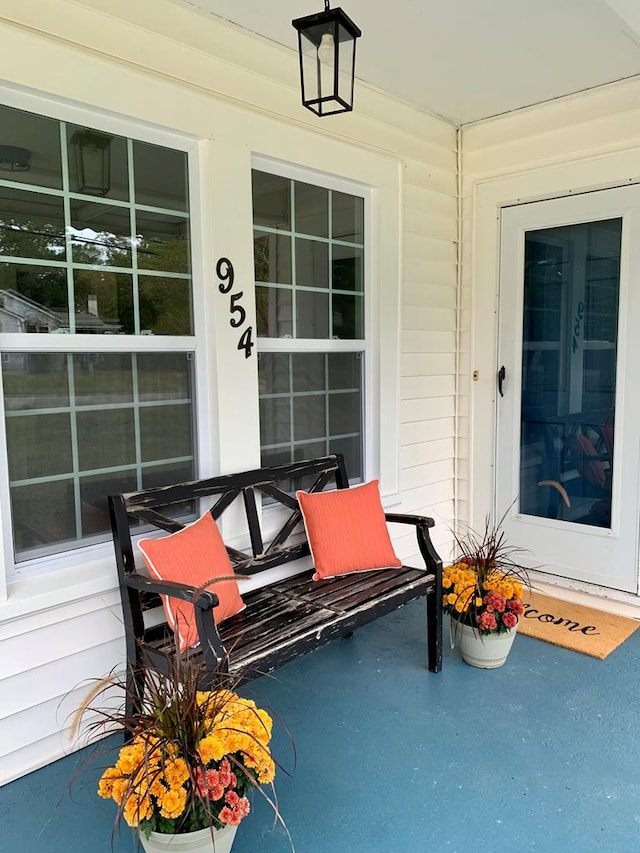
<box><xmin>164</xmin><ymin>757</ymin><xmax>189</xmax><ymax>787</ymax></box>
<box><xmin>159</xmin><ymin>786</ymin><xmax>187</xmax><ymax>820</ymax></box>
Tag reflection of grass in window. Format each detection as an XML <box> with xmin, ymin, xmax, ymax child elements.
<box><xmin>3</xmin><ymin>370</ymin><xmax>190</xmax><ymax>402</ymax></box>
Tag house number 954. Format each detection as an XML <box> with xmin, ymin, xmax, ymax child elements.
<box><xmin>216</xmin><ymin>257</ymin><xmax>254</xmax><ymax>359</ymax></box>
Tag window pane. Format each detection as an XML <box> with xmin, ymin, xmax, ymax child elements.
<box><xmin>258</xmin><ymin>352</ymin><xmax>290</xmax><ymax>394</ymax></box>
<box><xmin>80</xmin><ymin>471</ymin><xmax>137</xmax><ymax>536</ymax></box>
<box><xmin>329</xmin><ymin>436</ymin><xmax>362</xmax><ymax>480</ymax></box>
<box><xmin>139</xmin><ymin>275</ymin><xmax>193</xmax><ymax>335</ymax></box>
<box><xmin>66</xmin><ymin>124</ymin><xmax>129</xmax><ymax>202</ymax></box>
<box><xmin>0</xmin><ymin>263</ymin><xmax>68</xmax><ymax>331</ymax></box>
<box><xmin>332</xmin><ymin>245</ymin><xmax>363</xmax><ymax>291</ymax></box>
<box><xmin>69</xmin><ymin>199</ymin><xmax>132</xmax><ymax>267</ymax></box>
<box><xmin>295</xmin><ymin>182</ymin><xmax>328</xmax><ymax>238</ymax></box>
<box><xmin>258</xmin><ymin>352</ymin><xmax>363</xmax><ymax>482</ymax></box>
<box><xmin>332</xmin><ymin>191</ymin><xmax>364</xmax><ymax>243</ymax></box>
<box><xmin>254</xmin><ymin>231</ymin><xmax>291</xmax><ymax>284</ymax></box>
<box><xmin>74</xmin><ymin>269</ymin><xmax>134</xmax><ymax>334</ymax></box>
<box><xmin>6</xmin><ymin>412</ymin><xmax>72</xmax><ymax>480</ymax></box>
<box><xmin>77</xmin><ymin>408</ymin><xmax>136</xmax><ymax>470</ymax></box>
<box><xmin>295</xmin><ymin>238</ymin><xmax>328</xmax><ymax>288</ymax></box>
<box><xmin>133</xmin><ymin>141</ymin><xmax>188</xmax><ymax>212</ymax></box>
<box><xmin>252</xmin><ymin>172</ymin><xmax>290</xmax><ymax>230</ymax></box>
<box><xmin>3</xmin><ymin>351</ymin><xmax>195</xmax><ymax>561</ymax></box>
<box><xmin>139</xmin><ymin>403</ymin><xmax>193</xmax><ymax>463</ymax></box>
<box><xmin>259</xmin><ymin>397</ymin><xmax>291</xmax><ymax>445</ymax></box>
<box><xmin>328</xmin><ymin>352</ymin><xmax>362</xmax><ymax>389</ymax></box>
<box><xmin>0</xmin><ymin>187</ymin><xmax>66</xmax><ymax>259</ymax></box>
<box><xmin>136</xmin><ymin>211</ymin><xmax>190</xmax><ymax>274</ymax></box>
<box><xmin>256</xmin><ymin>286</ymin><xmax>293</xmax><ymax>337</ymax></box>
<box><xmin>136</xmin><ymin>352</ymin><xmax>192</xmax><ymax>399</ymax></box>
<box><xmin>332</xmin><ymin>293</ymin><xmax>363</xmax><ymax>339</ymax></box>
<box><xmin>3</xmin><ymin>352</ymin><xmax>69</xmax><ymax>411</ymax></box>
<box><xmin>293</xmin><ymin>394</ymin><xmax>326</xmax><ymax>441</ymax></box>
<box><xmin>292</xmin><ymin>352</ymin><xmax>325</xmax><ymax>392</ymax></box>
<box><xmin>11</xmin><ymin>480</ymin><xmax>76</xmax><ymax>555</ymax></box>
<box><xmin>73</xmin><ymin>353</ymin><xmax>133</xmax><ymax>404</ymax></box>
<box><xmin>0</xmin><ymin>104</ymin><xmax>62</xmax><ymax>190</ymax></box>
<box><xmin>297</xmin><ymin>290</ymin><xmax>329</xmax><ymax>338</ymax></box>
<box><xmin>329</xmin><ymin>390</ymin><xmax>361</xmax><ymax>436</ymax></box>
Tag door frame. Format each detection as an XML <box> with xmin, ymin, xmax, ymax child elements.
<box><xmin>496</xmin><ymin>191</ymin><xmax>639</xmax><ymax>593</ymax></box>
<box><xmin>469</xmin><ymin>153</ymin><xmax>640</xmax><ymax>602</ymax></box>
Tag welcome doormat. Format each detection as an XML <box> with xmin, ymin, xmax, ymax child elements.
<box><xmin>517</xmin><ymin>590</ymin><xmax>640</xmax><ymax>659</ymax></box>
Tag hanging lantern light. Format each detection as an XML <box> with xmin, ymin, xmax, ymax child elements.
<box><xmin>292</xmin><ymin>1</ymin><xmax>361</xmax><ymax>117</ymax></box>
<box><xmin>70</xmin><ymin>130</ymin><xmax>112</xmax><ymax>196</ymax></box>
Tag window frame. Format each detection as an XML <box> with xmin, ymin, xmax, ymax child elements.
<box><xmin>0</xmin><ymin>85</ymin><xmax>212</xmax><ymax>586</ymax></box>
<box><xmin>252</xmin><ymin>156</ymin><xmax>373</xmax><ymax>486</ymax></box>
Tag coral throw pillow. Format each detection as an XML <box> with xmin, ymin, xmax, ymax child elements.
<box><xmin>570</xmin><ymin>434</ymin><xmax>606</xmax><ymax>488</ymax></box>
<box><xmin>138</xmin><ymin>511</ymin><xmax>244</xmax><ymax>652</ymax></box>
<box><xmin>297</xmin><ymin>480</ymin><xmax>402</xmax><ymax>581</ymax></box>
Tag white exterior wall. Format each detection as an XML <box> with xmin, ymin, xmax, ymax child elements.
<box><xmin>461</xmin><ymin>77</ymin><xmax>640</xmax><ymax>591</ymax></box>
<box><xmin>0</xmin><ymin>0</ymin><xmax>458</xmax><ymax>784</ymax></box>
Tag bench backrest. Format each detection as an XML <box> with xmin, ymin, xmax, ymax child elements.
<box><xmin>109</xmin><ymin>453</ymin><xmax>349</xmax><ymax>586</ymax></box>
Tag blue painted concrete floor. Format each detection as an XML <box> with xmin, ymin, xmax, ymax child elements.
<box><xmin>3</xmin><ymin>600</ymin><xmax>640</xmax><ymax>852</ymax></box>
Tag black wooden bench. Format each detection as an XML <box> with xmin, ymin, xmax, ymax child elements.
<box><xmin>109</xmin><ymin>454</ymin><xmax>442</xmax><ymax>706</ymax></box>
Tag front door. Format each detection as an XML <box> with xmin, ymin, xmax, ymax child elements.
<box><xmin>496</xmin><ymin>187</ymin><xmax>640</xmax><ymax>593</ymax></box>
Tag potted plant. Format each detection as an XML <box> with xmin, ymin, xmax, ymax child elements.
<box><xmin>442</xmin><ymin>515</ymin><xmax>530</xmax><ymax>668</ymax></box>
<box><xmin>72</xmin><ymin>651</ymin><xmax>287</xmax><ymax>853</ymax></box>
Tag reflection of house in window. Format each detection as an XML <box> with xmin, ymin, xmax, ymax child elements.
<box><xmin>0</xmin><ymin>290</ymin><xmax>61</xmax><ymax>333</ymax></box>
<box><xmin>0</xmin><ymin>289</ymin><xmax>122</xmax><ymax>334</ymax></box>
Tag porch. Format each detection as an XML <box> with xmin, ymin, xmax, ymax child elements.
<box><xmin>3</xmin><ymin>602</ymin><xmax>640</xmax><ymax>852</ymax></box>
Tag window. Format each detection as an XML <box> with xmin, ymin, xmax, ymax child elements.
<box><xmin>0</xmin><ymin>103</ymin><xmax>196</xmax><ymax>569</ymax></box>
<box><xmin>252</xmin><ymin>168</ymin><xmax>365</xmax><ymax>480</ymax></box>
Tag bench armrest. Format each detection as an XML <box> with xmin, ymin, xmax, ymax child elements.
<box><xmin>122</xmin><ymin>572</ymin><xmax>228</xmax><ymax>669</ymax></box>
<box><xmin>123</xmin><ymin>571</ymin><xmax>220</xmax><ymax>609</ymax></box>
<box><xmin>385</xmin><ymin>512</ymin><xmax>442</xmax><ymax>579</ymax></box>
<box><xmin>384</xmin><ymin>512</ymin><xmax>435</xmax><ymax>529</ymax></box>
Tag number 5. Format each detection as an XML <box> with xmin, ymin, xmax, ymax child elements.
<box><xmin>229</xmin><ymin>292</ymin><xmax>246</xmax><ymax>328</ymax></box>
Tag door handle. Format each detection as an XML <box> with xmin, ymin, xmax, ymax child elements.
<box><xmin>498</xmin><ymin>365</ymin><xmax>506</xmax><ymax>397</ymax></box>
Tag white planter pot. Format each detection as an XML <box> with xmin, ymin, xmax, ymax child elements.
<box><xmin>139</xmin><ymin>824</ymin><xmax>237</xmax><ymax>853</ymax></box>
<box><xmin>452</xmin><ymin>620</ymin><xmax>517</xmax><ymax>669</ymax></box>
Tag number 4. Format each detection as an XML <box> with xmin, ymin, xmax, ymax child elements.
<box><xmin>238</xmin><ymin>326</ymin><xmax>254</xmax><ymax>359</ymax></box>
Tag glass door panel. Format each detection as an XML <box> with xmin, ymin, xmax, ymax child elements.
<box><xmin>520</xmin><ymin>219</ymin><xmax>621</xmax><ymax>529</ymax></box>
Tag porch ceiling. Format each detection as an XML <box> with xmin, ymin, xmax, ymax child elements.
<box><xmin>173</xmin><ymin>0</ymin><xmax>640</xmax><ymax>125</ymax></box>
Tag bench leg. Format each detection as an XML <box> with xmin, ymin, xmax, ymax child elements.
<box><xmin>426</xmin><ymin>590</ymin><xmax>442</xmax><ymax>673</ymax></box>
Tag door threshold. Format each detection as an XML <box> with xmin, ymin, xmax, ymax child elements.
<box><xmin>529</xmin><ymin>573</ymin><xmax>640</xmax><ymax>620</ymax></box>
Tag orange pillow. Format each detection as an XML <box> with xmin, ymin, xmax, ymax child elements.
<box><xmin>297</xmin><ymin>480</ymin><xmax>402</xmax><ymax>581</ymax></box>
<box><xmin>570</xmin><ymin>433</ymin><xmax>606</xmax><ymax>488</ymax></box>
<box><xmin>138</xmin><ymin>511</ymin><xmax>244</xmax><ymax>652</ymax></box>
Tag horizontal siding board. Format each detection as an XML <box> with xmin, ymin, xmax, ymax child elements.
<box><xmin>402</xmin><ymin>306</ymin><xmax>456</xmax><ymax>332</ymax></box>
<box><xmin>402</xmin><ymin>283</ymin><xmax>457</xmax><ymax>310</ymax></box>
<box><xmin>403</xmin><ymin>204</ymin><xmax>457</xmax><ymax>243</ymax></box>
<box><xmin>403</xmin><ymin>158</ymin><xmax>458</xmax><ymax>197</ymax></box>
<box><xmin>404</xmin><ymin>183</ymin><xmax>458</xmax><ymax>218</ymax></box>
<box><xmin>400</xmin><ymin>416</ymin><xmax>455</xmax><ymax>446</ymax></box>
<box><xmin>462</xmin><ymin>77</ymin><xmax>640</xmax><ymax>152</ymax></box>
<box><xmin>0</xmin><ymin>638</ymin><xmax>124</xmax><ymax>720</ymax></box>
<box><xmin>401</xmin><ymin>396</ymin><xmax>455</xmax><ymax>423</ymax></box>
<box><xmin>401</xmin><ymin>375</ymin><xmax>456</xmax><ymax>400</ymax></box>
<box><xmin>401</xmin><ymin>352</ymin><xmax>456</xmax><ymax>377</ymax></box>
<box><xmin>401</xmin><ymin>437</ymin><xmax>454</xmax><ymax>469</ymax></box>
<box><xmin>403</xmin><ymin>260</ymin><xmax>458</xmax><ymax>290</ymax></box>
<box><xmin>0</xmin><ymin>608</ymin><xmax>124</xmax><ymax>679</ymax></box>
<box><xmin>402</xmin><ymin>330</ymin><xmax>457</xmax><ymax>353</ymax></box>
<box><xmin>400</xmin><ymin>458</ymin><xmax>454</xmax><ymax>492</ymax></box>
<box><xmin>404</xmin><ymin>232</ymin><xmax>456</xmax><ymax>262</ymax></box>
